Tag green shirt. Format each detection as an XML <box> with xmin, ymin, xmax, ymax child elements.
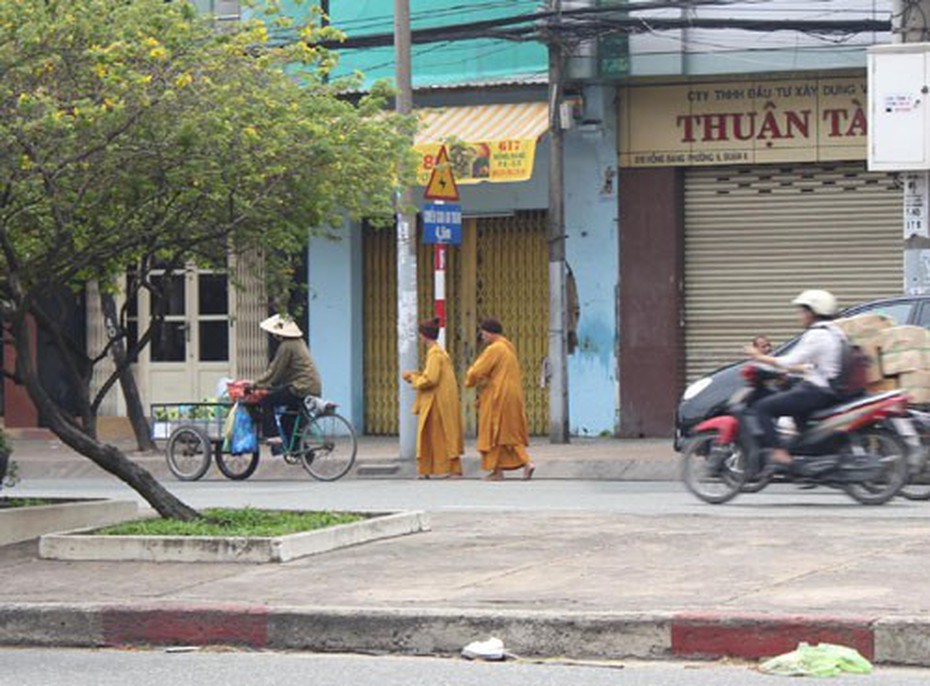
<box><xmin>255</xmin><ymin>338</ymin><xmax>322</xmax><ymax>397</ymax></box>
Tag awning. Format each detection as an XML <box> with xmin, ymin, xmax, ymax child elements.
<box><xmin>414</xmin><ymin>102</ymin><xmax>549</xmax><ymax>186</ymax></box>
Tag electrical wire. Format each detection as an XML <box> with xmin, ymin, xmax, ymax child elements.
<box><xmin>311</xmin><ymin>3</ymin><xmax>892</xmax><ymax>52</ymax></box>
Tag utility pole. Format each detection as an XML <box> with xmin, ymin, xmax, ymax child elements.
<box><xmin>547</xmin><ymin>0</ymin><xmax>570</xmax><ymax>444</ymax></box>
<box><xmin>394</xmin><ymin>0</ymin><xmax>418</xmax><ymax>459</ymax></box>
<box><xmin>893</xmin><ymin>0</ymin><xmax>930</xmax><ymax>294</ymax></box>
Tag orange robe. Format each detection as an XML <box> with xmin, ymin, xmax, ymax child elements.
<box><xmin>465</xmin><ymin>337</ymin><xmax>531</xmax><ymax>472</ymax></box>
<box><xmin>410</xmin><ymin>344</ymin><xmax>464</xmax><ymax>476</ymax></box>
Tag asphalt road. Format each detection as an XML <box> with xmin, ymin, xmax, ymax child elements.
<box><xmin>3</xmin><ymin>650</ymin><xmax>928</xmax><ymax>686</ymax></box>
<box><xmin>9</xmin><ymin>476</ymin><xmax>930</xmax><ymax>518</ymax></box>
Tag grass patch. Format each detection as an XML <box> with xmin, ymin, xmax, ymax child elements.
<box><xmin>96</xmin><ymin>508</ymin><xmax>366</xmax><ymax>537</ymax></box>
<box><xmin>0</xmin><ymin>497</ymin><xmax>59</xmax><ymax>509</ymax></box>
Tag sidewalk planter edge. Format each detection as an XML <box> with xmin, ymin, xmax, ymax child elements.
<box><xmin>1</xmin><ymin>499</ymin><xmax>138</xmax><ymax>547</ymax></box>
<box><xmin>38</xmin><ymin>510</ymin><xmax>431</xmax><ymax>563</ymax></box>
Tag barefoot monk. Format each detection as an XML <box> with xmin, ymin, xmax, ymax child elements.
<box><xmin>403</xmin><ymin>318</ymin><xmax>464</xmax><ymax>478</ymax></box>
<box><xmin>465</xmin><ymin>318</ymin><xmax>536</xmax><ymax>481</ymax></box>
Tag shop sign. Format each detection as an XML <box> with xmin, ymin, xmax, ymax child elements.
<box><xmin>618</xmin><ymin>75</ymin><xmax>869</xmax><ymax>167</ymax></box>
<box><xmin>416</xmin><ymin>138</ymin><xmax>538</xmax><ymax>185</ymax></box>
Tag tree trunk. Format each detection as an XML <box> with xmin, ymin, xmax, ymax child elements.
<box><xmin>11</xmin><ymin>313</ymin><xmax>199</xmax><ymax>520</ymax></box>
<box><xmin>100</xmin><ymin>291</ymin><xmax>156</xmax><ymax>452</ymax></box>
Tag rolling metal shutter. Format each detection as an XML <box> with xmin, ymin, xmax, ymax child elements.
<box><xmin>684</xmin><ymin>163</ymin><xmax>902</xmax><ymax>383</ymax></box>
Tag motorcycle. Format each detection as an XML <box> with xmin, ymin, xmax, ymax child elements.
<box><xmin>681</xmin><ymin>364</ymin><xmax>911</xmax><ymax>505</ymax></box>
<box><xmin>898</xmin><ymin>408</ymin><xmax>930</xmax><ymax>501</ymax></box>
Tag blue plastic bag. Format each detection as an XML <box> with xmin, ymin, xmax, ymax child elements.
<box><xmin>230</xmin><ymin>404</ymin><xmax>257</xmax><ymax>455</ymax></box>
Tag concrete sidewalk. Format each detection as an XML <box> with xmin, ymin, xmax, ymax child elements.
<box><xmin>8</xmin><ymin>435</ymin><xmax>680</xmax><ymax>481</ymax></box>
<box><xmin>2</xmin><ymin>510</ymin><xmax>930</xmax><ymax>664</ymax></box>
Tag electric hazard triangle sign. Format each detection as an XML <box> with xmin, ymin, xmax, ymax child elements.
<box><xmin>424</xmin><ymin>145</ymin><xmax>460</xmax><ymax>201</ymax></box>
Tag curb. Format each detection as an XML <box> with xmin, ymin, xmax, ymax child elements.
<box><xmin>38</xmin><ymin>511</ymin><xmax>431</xmax><ymax>564</ymax></box>
<box><xmin>0</xmin><ymin>604</ymin><xmax>926</xmax><ymax>665</ymax></box>
<box><xmin>0</xmin><ymin>500</ymin><xmax>138</xmax><ymax>548</ymax></box>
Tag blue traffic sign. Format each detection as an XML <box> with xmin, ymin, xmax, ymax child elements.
<box><xmin>422</xmin><ymin>202</ymin><xmax>462</xmax><ymax>246</ymax></box>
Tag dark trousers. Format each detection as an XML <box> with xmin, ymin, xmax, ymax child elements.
<box><xmin>754</xmin><ymin>381</ymin><xmax>837</xmax><ymax>450</ymax></box>
<box><xmin>260</xmin><ymin>386</ymin><xmax>303</xmax><ymax>440</ymax></box>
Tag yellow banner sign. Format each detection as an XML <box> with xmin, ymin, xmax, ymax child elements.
<box><xmin>416</xmin><ymin>139</ymin><xmax>538</xmax><ymax>186</ymax></box>
<box><xmin>618</xmin><ymin>75</ymin><xmax>868</xmax><ymax>167</ymax></box>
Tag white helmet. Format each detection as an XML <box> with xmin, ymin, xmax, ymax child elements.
<box><xmin>792</xmin><ymin>290</ymin><xmax>838</xmax><ymax>317</ymax></box>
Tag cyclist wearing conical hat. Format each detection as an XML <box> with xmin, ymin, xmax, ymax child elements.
<box><xmin>252</xmin><ymin>314</ymin><xmax>321</xmax><ymax>445</ymax></box>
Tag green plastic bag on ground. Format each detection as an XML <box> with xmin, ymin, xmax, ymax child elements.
<box><xmin>759</xmin><ymin>643</ymin><xmax>873</xmax><ymax>678</ymax></box>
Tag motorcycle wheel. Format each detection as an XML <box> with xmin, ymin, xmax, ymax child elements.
<box><xmin>741</xmin><ymin>471</ymin><xmax>773</xmax><ymax>493</ymax></box>
<box><xmin>681</xmin><ymin>432</ymin><xmax>747</xmax><ymax>505</ymax></box>
<box><xmin>901</xmin><ymin>469</ymin><xmax>930</xmax><ymax>501</ymax></box>
<box><xmin>843</xmin><ymin>429</ymin><xmax>909</xmax><ymax>505</ymax></box>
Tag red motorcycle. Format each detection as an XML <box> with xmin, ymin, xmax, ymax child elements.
<box><xmin>681</xmin><ymin>364</ymin><xmax>910</xmax><ymax>505</ymax></box>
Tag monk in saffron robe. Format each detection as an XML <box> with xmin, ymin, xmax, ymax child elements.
<box><xmin>465</xmin><ymin>318</ymin><xmax>536</xmax><ymax>481</ymax></box>
<box><xmin>403</xmin><ymin>318</ymin><xmax>464</xmax><ymax>478</ymax></box>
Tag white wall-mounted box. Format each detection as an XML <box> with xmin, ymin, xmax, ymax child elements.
<box><xmin>868</xmin><ymin>43</ymin><xmax>930</xmax><ymax>171</ymax></box>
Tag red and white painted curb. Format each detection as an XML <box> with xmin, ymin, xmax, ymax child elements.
<box><xmin>0</xmin><ymin>604</ymin><xmax>926</xmax><ymax>665</ymax></box>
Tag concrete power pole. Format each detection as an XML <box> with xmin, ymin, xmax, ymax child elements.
<box><xmin>547</xmin><ymin>0</ymin><xmax>570</xmax><ymax>444</ymax></box>
<box><xmin>894</xmin><ymin>0</ymin><xmax>930</xmax><ymax>294</ymax></box>
<box><xmin>394</xmin><ymin>0</ymin><xmax>418</xmax><ymax>459</ymax></box>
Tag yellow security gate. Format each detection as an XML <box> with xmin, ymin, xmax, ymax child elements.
<box><xmin>362</xmin><ymin>227</ymin><xmax>398</xmax><ymax>435</ymax></box>
<box><xmin>363</xmin><ymin>211</ymin><xmax>548</xmax><ymax>435</ymax></box>
<box><xmin>476</xmin><ymin>212</ymin><xmax>549</xmax><ymax>435</ymax></box>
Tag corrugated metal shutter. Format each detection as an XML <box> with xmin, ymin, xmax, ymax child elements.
<box><xmin>684</xmin><ymin>163</ymin><xmax>902</xmax><ymax>382</ymax></box>
<box><xmin>232</xmin><ymin>249</ymin><xmax>267</xmax><ymax>382</ymax></box>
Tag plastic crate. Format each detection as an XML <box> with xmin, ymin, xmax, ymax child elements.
<box><xmin>150</xmin><ymin>402</ymin><xmax>231</xmax><ymax>441</ymax></box>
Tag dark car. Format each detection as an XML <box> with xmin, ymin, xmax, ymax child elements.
<box><xmin>674</xmin><ymin>296</ymin><xmax>930</xmax><ymax>450</ymax></box>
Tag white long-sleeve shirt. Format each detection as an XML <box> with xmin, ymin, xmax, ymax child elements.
<box><xmin>773</xmin><ymin>323</ymin><xmax>845</xmax><ymax>389</ymax></box>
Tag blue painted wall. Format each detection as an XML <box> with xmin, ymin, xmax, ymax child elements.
<box><xmin>307</xmin><ymin>227</ymin><xmax>365</xmax><ymax>430</ymax></box>
<box><xmin>564</xmin><ymin>86</ymin><xmax>619</xmax><ymax>436</ymax></box>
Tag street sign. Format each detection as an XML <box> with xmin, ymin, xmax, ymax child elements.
<box><xmin>424</xmin><ymin>146</ymin><xmax>460</xmax><ymax>201</ymax></box>
<box><xmin>422</xmin><ymin>202</ymin><xmax>462</xmax><ymax>245</ymax></box>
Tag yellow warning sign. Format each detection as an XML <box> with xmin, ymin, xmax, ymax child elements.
<box><xmin>424</xmin><ymin>146</ymin><xmax>460</xmax><ymax>201</ymax></box>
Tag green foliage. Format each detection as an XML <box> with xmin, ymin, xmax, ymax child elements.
<box><xmin>0</xmin><ymin>429</ymin><xmax>11</xmax><ymax>455</ymax></box>
<box><xmin>98</xmin><ymin>507</ymin><xmax>365</xmax><ymax>537</ymax></box>
<box><xmin>0</xmin><ymin>0</ymin><xmax>413</xmax><ymax>311</ymax></box>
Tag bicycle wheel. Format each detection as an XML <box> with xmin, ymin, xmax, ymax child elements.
<box><xmin>215</xmin><ymin>447</ymin><xmax>260</xmax><ymax>481</ymax></box>
<box><xmin>165</xmin><ymin>426</ymin><xmax>212</xmax><ymax>481</ymax></box>
<box><xmin>299</xmin><ymin>413</ymin><xmax>357</xmax><ymax>481</ymax></box>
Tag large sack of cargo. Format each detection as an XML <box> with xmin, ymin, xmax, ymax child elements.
<box><xmin>866</xmin><ymin>377</ymin><xmax>900</xmax><ymax>394</ymax></box>
<box><xmin>879</xmin><ymin>325</ymin><xmax>930</xmax><ymax>376</ymax></box>
<box><xmin>901</xmin><ymin>371</ymin><xmax>930</xmax><ymax>404</ymax></box>
<box><xmin>834</xmin><ymin>313</ymin><xmax>895</xmax><ymax>341</ymax></box>
<box><xmin>835</xmin><ymin>314</ymin><xmax>894</xmax><ymax>384</ymax></box>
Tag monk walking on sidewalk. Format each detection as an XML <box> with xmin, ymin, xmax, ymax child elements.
<box><xmin>466</xmin><ymin>318</ymin><xmax>536</xmax><ymax>481</ymax></box>
<box><xmin>403</xmin><ymin>318</ymin><xmax>464</xmax><ymax>479</ymax></box>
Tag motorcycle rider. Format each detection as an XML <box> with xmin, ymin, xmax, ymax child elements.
<box><xmin>743</xmin><ymin>290</ymin><xmax>845</xmax><ymax>468</ymax></box>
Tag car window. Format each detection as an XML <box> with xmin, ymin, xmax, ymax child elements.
<box><xmin>850</xmin><ymin>302</ymin><xmax>913</xmax><ymax>326</ymax></box>
<box><xmin>917</xmin><ymin>304</ymin><xmax>930</xmax><ymax>330</ymax></box>
<box><xmin>772</xmin><ymin>301</ymin><xmax>914</xmax><ymax>356</ymax></box>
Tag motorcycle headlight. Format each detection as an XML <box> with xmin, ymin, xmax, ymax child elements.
<box><xmin>682</xmin><ymin>377</ymin><xmax>712</xmax><ymax>401</ymax></box>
